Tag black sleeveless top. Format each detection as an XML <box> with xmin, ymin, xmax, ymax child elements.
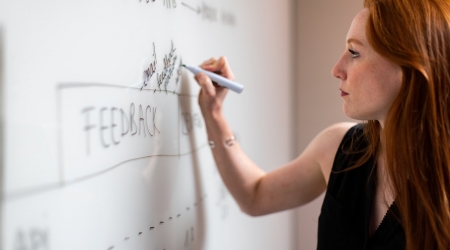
<box><xmin>317</xmin><ymin>124</ymin><xmax>405</xmax><ymax>250</ymax></box>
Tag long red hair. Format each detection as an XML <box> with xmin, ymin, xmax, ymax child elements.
<box><xmin>357</xmin><ymin>0</ymin><xmax>450</xmax><ymax>249</ymax></box>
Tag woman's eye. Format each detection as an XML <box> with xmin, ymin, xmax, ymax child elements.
<box><xmin>348</xmin><ymin>49</ymin><xmax>359</xmax><ymax>58</ymax></box>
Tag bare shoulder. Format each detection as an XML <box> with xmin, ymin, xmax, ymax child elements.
<box><xmin>310</xmin><ymin>122</ymin><xmax>356</xmax><ymax>183</ymax></box>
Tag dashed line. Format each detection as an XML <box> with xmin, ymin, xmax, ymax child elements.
<box><xmin>107</xmin><ymin>194</ymin><xmax>207</xmax><ymax>249</ymax></box>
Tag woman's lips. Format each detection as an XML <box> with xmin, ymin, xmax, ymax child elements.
<box><xmin>340</xmin><ymin>88</ymin><xmax>349</xmax><ymax>97</ymax></box>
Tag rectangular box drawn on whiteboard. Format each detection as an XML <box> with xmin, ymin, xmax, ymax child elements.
<box><xmin>56</xmin><ymin>83</ymin><xmax>205</xmax><ymax>184</ymax></box>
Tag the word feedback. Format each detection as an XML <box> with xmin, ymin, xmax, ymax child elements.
<box><xmin>82</xmin><ymin>103</ymin><xmax>160</xmax><ymax>155</ymax></box>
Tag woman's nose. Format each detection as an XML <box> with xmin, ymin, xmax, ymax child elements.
<box><xmin>331</xmin><ymin>55</ymin><xmax>346</xmax><ymax>80</ymax></box>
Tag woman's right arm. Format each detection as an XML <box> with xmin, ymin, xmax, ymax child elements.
<box><xmin>194</xmin><ymin>57</ymin><xmax>354</xmax><ymax>216</ymax></box>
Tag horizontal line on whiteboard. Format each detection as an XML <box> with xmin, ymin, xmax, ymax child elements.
<box><xmin>3</xmin><ymin>143</ymin><xmax>209</xmax><ymax>202</ymax></box>
<box><xmin>56</xmin><ymin>82</ymin><xmax>199</xmax><ymax>98</ymax></box>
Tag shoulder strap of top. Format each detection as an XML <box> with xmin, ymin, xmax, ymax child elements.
<box><xmin>332</xmin><ymin>123</ymin><xmax>367</xmax><ymax>172</ymax></box>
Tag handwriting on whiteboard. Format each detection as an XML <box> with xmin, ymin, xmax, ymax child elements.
<box><xmin>82</xmin><ymin>103</ymin><xmax>160</xmax><ymax>155</ymax></box>
<box><xmin>142</xmin><ymin>43</ymin><xmax>157</xmax><ymax>91</ymax></box>
<box><xmin>140</xmin><ymin>40</ymin><xmax>182</xmax><ymax>92</ymax></box>
<box><xmin>57</xmin><ymin>81</ymin><xmax>206</xmax><ymax>183</ymax></box>
<box><xmin>136</xmin><ymin>0</ymin><xmax>237</xmax><ymax>26</ymax></box>
<box><xmin>139</xmin><ymin>0</ymin><xmax>178</xmax><ymax>9</ymax></box>
<box><xmin>181</xmin><ymin>2</ymin><xmax>236</xmax><ymax>26</ymax></box>
<box><xmin>14</xmin><ymin>228</ymin><xmax>49</xmax><ymax>250</ymax></box>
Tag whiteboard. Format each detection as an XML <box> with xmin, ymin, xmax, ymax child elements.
<box><xmin>0</xmin><ymin>0</ymin><xmax>295</xmax><ymax>249</ymax></box>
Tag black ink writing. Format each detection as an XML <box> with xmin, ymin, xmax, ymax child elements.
<box><xmin>82</xmin><ymin>107</ymin><xmax>96</xmax><ymax>155</ymax></box>
<box><xmin>163</xmin><ymin>0</ymin><xmax>177</xmax><ymax>8</ymax></box>
<box><xmin>157</xmin><ymin>40</ymin><xmax>178</xmax><ymax>92</ymax></box>
<box><xmin>145</xmin><ymin>106</ymin><xmax>154</xmax><ymax>136</ymax></box>
<box><xmin>138</xmin><ymin>105</ymin><xmax>146</xmax><ymax>137</ymax></box>
<box><xmin>201</xmin><ymin>2</ymin><xmax>218</xmax><ymax>22</ymax></box>
<box><xmin>82</xmin><ymin>103</ymin><xmax>160</xmax><ymax>155</ymax></box>
<box><xmin>100</xmin><ymin>107</ymin><xmax>110</xmax><ymax>148</ymax></box>
<box><xmin>130</xmin><ymin>103</ymin><xmax>138</xmax><ymax>136</ymax></box>
<box><xmin>111</xmin><ymin>108</ymin><xmax>120</xmax><ymax>145</ymax></box>
<box><xmin>146</xmin><ymin>106</ymin><xmax>161</xmax><ymax>136</ymax></box>
<box><xmin>182</xmin><ymin>112</ymin><xmax>203</xmax><ymax>135</ymax></box>
<box><xmin>184</xmin><ymin>230</ymin><xmax>189</xmax><ymax>247</ymax></box>
<box><xmin>141</xmin><ymin>43</ymin><xmax>157</xmax><ymax>91</ymax></box>
<box><xmin>14</xmin><ymin>228</ymin><xmax>49</xmax><ymax>250</ymax></box>
<box><xmin>175</xmin><ymin>57</ymin><xmax>182</xmax><ymax>86</ymax></box>
<box><xmin>138</xmin><ymin>40</ymin><xmax>180</xmax><ymax>92</ymax></box>
<box><xmin>139</xmin><ymin>0</ymin><xmax>155</xmax><ymax>4</ymax></box>
<box><xmin>181</xmin><ymin>2</ymin><xmax>237</xmax><ymax>27</ymax></box>
<box><xmin>120</xmin><ymin>108</ymin><xmax>129</xmax><ymax>136</ymax></box>
<box><xmin>221</xmin><ymin>10</ymin><xmax>236</xmax><ymax>26</ymax></box>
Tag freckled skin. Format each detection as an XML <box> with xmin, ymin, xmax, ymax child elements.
<box><xmin>331</xmin><ymin>9</ymin><xmax>403</xmax><ymax>124</ymax></box>
<box><xmin>332</xmin><ymin>9</ymin><xmax>401</xmax><ymax>235</ymax></box>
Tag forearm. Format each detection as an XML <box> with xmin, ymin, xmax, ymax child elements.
<box><xmin>194</xmin><ymin>56</ymin><xmax>267</xmax><ymax>214</ymax></box>
<box><xmin>204</xmin><ymin>111</ymin><xmax>266</xmax><ymax>214</ymax></box>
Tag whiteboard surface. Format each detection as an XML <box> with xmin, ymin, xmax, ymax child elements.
<box><xmin>0</xmin><ymin>0</ymin><xmax>295</xmax><ymax>249</ymax></box>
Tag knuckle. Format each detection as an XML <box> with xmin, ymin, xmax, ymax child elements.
<box><xmin>219</xmin><ymin>56</ymin><xmax>228</xmax><ymax>63</ymax></box>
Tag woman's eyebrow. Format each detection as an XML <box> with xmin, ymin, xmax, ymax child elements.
<box><xmin>347</xmin><ymin>38</ymin><xmax>364</xmax><ymax>46</ymax></box>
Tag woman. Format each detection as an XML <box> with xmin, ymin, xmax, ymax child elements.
<box><xmin>193</xmin><ymin>0</ymin><xmax>450</xmax><ymax>249</ymax></box>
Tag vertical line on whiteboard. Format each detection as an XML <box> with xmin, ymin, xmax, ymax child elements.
<box><xmin>0</xmin><ymin>26</ymin><xmax>4</xmax><ymax>240</ymax></box>
<box><xmin>178</xmin><ymin>94</ymin><xmax>181</xmax><ymax>158</ymax></box>
<box><xmin>290</xmin><ymin>0</ymin><xmax>300</xmax><ymax>249</ymax></box>
<box><xmin>56</xmin><ymin>86</ymin><xmax>65</xmax><ymax>187</ymax></box>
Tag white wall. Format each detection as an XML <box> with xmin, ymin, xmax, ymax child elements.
<box><xmin>295</xmin><ymin>0</ymin><xmax>362</xmax><ymax>249</ymax></box>
<box><xmin>0</xmin><ymin>1</ymin><xmax>296</xmax><ymax>249</ymax></box>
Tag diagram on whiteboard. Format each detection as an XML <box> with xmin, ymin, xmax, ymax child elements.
<box><xmin>1</xmin><ymin>0</ymin><xmax>295</xmax><ymax>249</ymax></box>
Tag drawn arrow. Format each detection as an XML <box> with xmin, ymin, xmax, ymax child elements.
<box><xmin>181</xmin><ymin>2</ymin><xmax>201</xmax><ymax>14</ymax></box>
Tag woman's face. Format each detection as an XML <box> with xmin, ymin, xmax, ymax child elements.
<box><xmin>331</xmin><ymin>9</ymin><xmax>402</xmax><ymax>125</ymax></box>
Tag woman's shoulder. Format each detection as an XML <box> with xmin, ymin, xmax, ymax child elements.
<box><xmin>312</xmin><ymin>122</ymin><xmax>358</xmax><ymax>183</ymax></box>
<box><xmin>313</xmin><ymin>122</ymin><xmax>358</xmax><ymax>152</ymax></box>
<box><xmin>319</xmin><ymin>122</ymin><xmax>358</xmax><ymax>138</ymax></box>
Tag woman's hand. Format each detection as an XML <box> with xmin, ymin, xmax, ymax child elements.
<box><xmin>194</xmin><ymin>56</ymin><xmax>235</xmax><ymax>116</ymax></box>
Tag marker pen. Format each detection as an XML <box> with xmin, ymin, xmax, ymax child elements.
<box><xmin>183</xmin><ymin>65</ymin><xmax>244</xmax><ymax>94</ymax></box>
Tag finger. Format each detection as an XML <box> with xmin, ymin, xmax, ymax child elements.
<box><xmin>213</xmin><ymin>56</ymin><xmax>235</xmax><ymax>80</ymax></box>
<box><xmin>201</xmin><ymin>56</ymin><xmax>235</xmax><ymax>80</ymax></box>
<box><xmin>195</xmin><ymin>73</ymin><xmax>216</xmax><ymax>96</ymax></box>
<box><xmin>200</xmin><ymin>57</ymin><xmax>217</xmax><ymax>67</ymax></box>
